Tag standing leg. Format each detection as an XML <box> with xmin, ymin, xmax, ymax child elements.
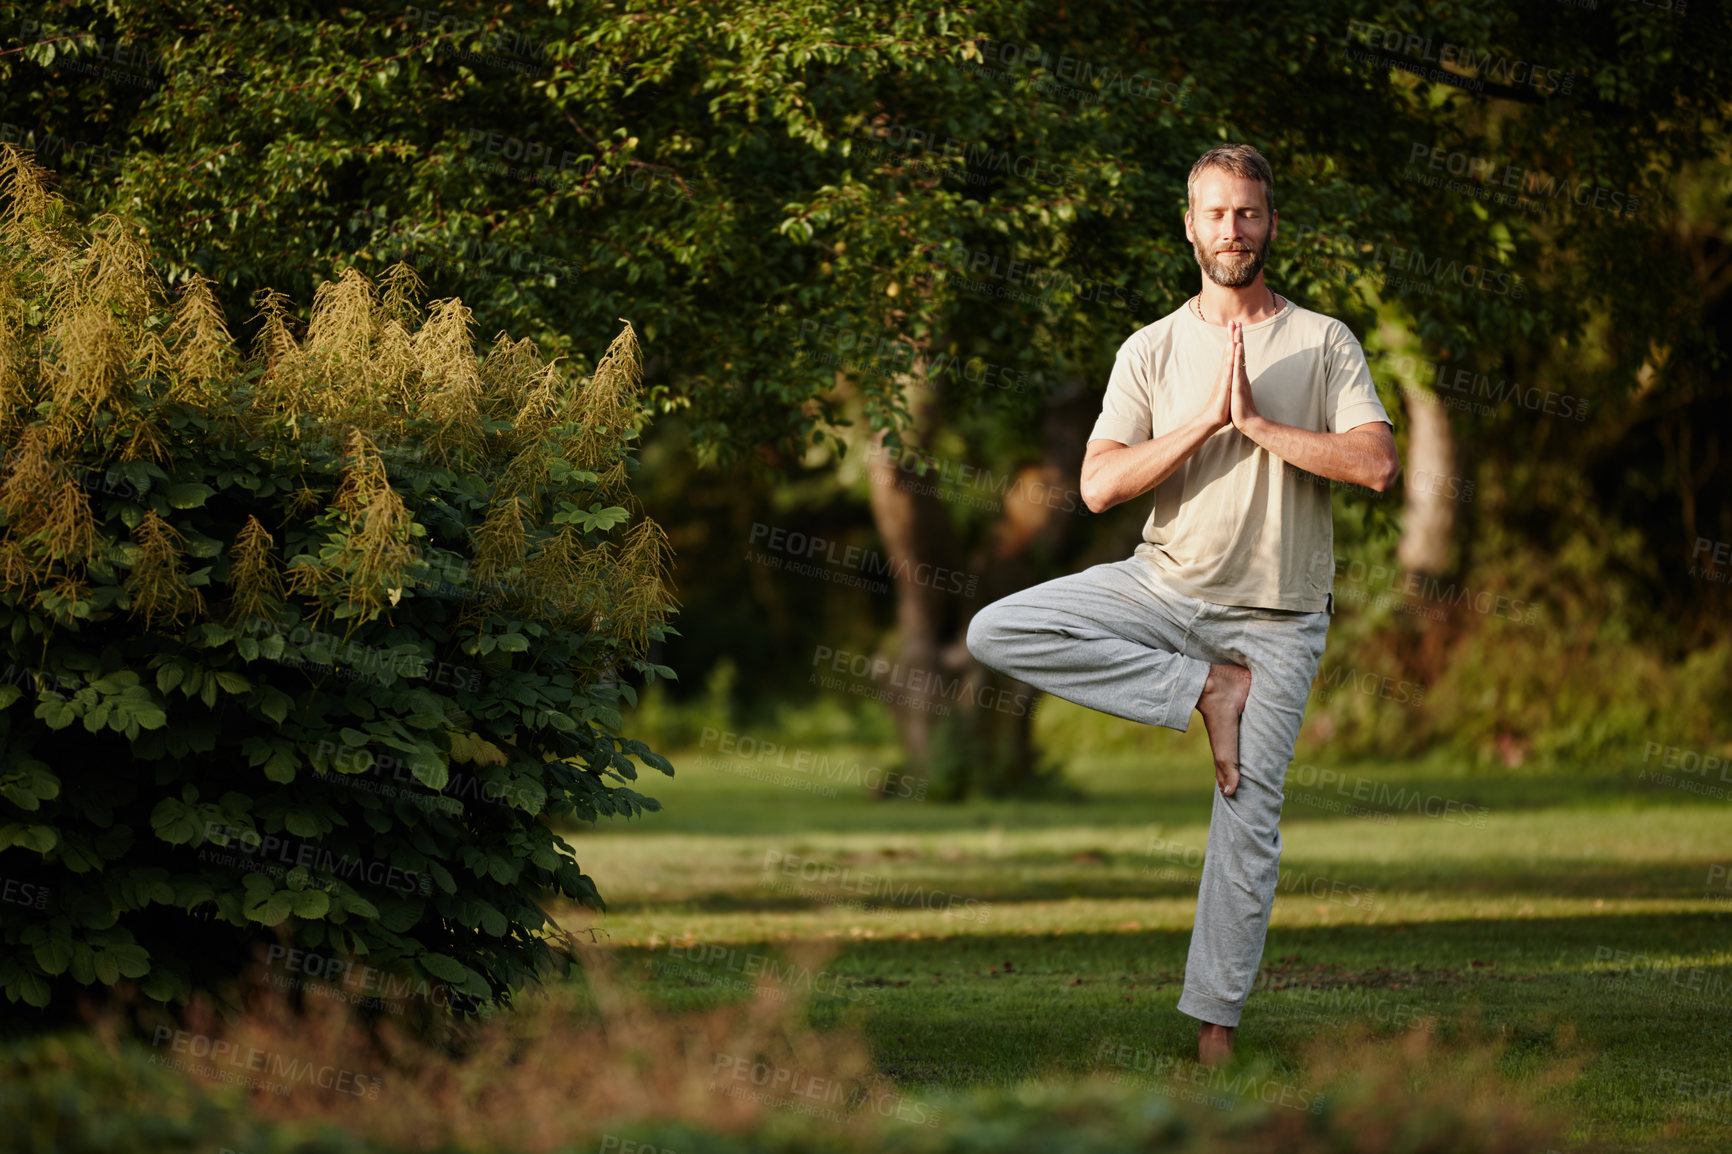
<box><xmin>1176</xmin><ymin>605</ymin><xmax>1330</xmax><ymax>1055</ymax></box>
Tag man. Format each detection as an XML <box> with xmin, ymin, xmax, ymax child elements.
<box><xmin>965</xmin><ymin>144</ymin><xmax>1399</xmax><ymax>1067</ymax></box>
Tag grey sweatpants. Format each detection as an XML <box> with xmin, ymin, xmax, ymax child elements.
<box><xmin>965</xmin><ymin>556</ymin><xmax>1330</xmax><ymax>1027</ymax></box>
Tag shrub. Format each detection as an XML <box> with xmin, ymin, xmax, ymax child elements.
<box><xmin>0</xmin><ymin>954</ymin><xmax>1595</xmax><ymax>1154</ymax></box>
<box><xmin>0</xmin><ymin>145</ymin><xmax>678</xmax><ymax>1016</ymax></box>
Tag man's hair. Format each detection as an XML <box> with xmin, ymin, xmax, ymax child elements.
<box><xmin>1187</xmin><ymin>144</ymin><xmax>1275</xmax><ymax>214</ymax></box>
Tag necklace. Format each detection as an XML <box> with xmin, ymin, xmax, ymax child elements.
<box><xmin>1191</xmin><ymin>286</ymin><xmax>1280</xmax><ymax>325</ymax></box>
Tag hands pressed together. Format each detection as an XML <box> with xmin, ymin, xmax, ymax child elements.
<box><xmin>1204</xmin><ymin>319</ymin><xmax>1262</xmax><ymax>434</ymax></box>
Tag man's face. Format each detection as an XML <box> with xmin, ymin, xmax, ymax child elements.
<box><xmin>1185</xmin><ymin>168</ymin><xmax>1277</xmax><ymax>289</ymax></box>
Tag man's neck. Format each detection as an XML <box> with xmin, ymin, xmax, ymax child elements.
<box><xmin>1194</xmin><ymin>277</ymin><xmax>1281</xmax><ymax>326</ymax></box>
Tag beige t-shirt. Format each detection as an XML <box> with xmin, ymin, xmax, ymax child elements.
<box><xmin>1090</xmin><ymin>299</ymin><xmax>1391</xmax><ymax>611</ymax></box>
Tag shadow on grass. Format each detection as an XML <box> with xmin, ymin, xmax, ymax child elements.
<box><xmin>603</xmin><ymin>854</ymin><xmax>1732</xmax><ymax>911</ymax></box>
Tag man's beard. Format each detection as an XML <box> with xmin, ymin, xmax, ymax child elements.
<box><xmin>1193</xmin><ymin>233</ymin><xmax>1270</xmax><ymax>288</ymax></box>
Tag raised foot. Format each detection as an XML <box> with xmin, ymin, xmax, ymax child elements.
<box><xmin>1198</xmin><ymin>1022</ymin><xmax>1235</xmax><ymax>1067</ymax></box>
<box><xmin>1196</xmin><ymin>663</ymin><xmax>1252</xmax><ymax>796</ymax></box>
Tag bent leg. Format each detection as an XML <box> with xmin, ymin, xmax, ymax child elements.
<box><xmin>1176</xmin><ymin>606</ymin><xmax>1330</xmax><ymax>1027</ymax></box>
<box><xmin>965</xmin><ymin>560</ymin><xmax>1212</xmax><ymax>733</ymax></box>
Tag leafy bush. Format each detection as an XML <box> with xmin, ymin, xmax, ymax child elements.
<box><xmin>0</xmin><ymin>145</ymin><xmax>678</xmax><ymax>1015</ymax></box>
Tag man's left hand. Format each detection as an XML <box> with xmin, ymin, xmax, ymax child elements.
<box><xmin>1228</xmin><ymin>320</ymin><xmax>1260</xmax><ymax>428</ymax></box>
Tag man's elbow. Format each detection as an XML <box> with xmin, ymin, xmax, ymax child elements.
<box><xmin>1368</xmin><ymin>452</ymin><xmax>1401</xmax><ymax>493</ymax></box>
<box><xmin>1080</xmin><ymin>476</ymin><xmax>1116</xmax><ymax>514</ymax></box>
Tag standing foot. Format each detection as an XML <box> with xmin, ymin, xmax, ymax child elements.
<box><xmin>1196</xmin><ymin>663</ymin><xmax>1252</xmax><ymax>796</ymax></box>
<box><xmin>1198</xmin><ymin>1022</ymin><xmax>1235</xmax><ymax>1067</ymax></box>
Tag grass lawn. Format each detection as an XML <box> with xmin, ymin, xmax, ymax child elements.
<box><xmin>551</xmin><ymin>701</ymin><xmax>1732</xmax><ymax>1153</ymax></box>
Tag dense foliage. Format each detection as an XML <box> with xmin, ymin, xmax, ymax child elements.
<box><xmin>0</xmin><ymin>0</ymin><xmax>1725</xmax><ymax>769</ymax></box>
<box><xmin>0</xmin><ymin>147</ymin><xmax>677</xmax><ymax>1013</ymax></box>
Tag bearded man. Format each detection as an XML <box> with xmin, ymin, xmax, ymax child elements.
<box><xmin>966</xmin><ymin>143</ymin><xmax>1400</xmax><ymax>1067</ymax></box>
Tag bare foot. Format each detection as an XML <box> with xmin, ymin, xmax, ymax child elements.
<box><xmin>1198</xmin><ymin>1022</ymin><xmax>1234</xmax><ymax>1067</ymax></box>
<box><xmin>1196</xmin><ymin>663</ymin><xmax>1252</xmax><ymax>796</ymax></box>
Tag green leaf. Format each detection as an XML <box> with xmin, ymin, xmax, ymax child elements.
<box><xmin>289</xmin><ymin>889</ymin><xmax>331</xmax><ymax>918</ymax></box>
<box><xmin>149</xmin><ymin>799</ymin><xmax>202</xmax><ymax>846</ymax></box>
<box><xmin>419</xmin><ymin>952</ymin><xmax>467</xmax><ymax>982</ymax></box>
<box><xmin>0</xmin><ymin>824</ymin><xmax>59</xmax><ymax>854</ymax></box>
<box><xmin>214</xmin><ymin>671</ymin><xmax>251</xmax><ymax>694</ymax></box>
<box><xmin>162</xmin><ymin>481</ymin><xmax>215</xmax><ymax>509</ymax></box>
<box><xmin>243</xmin><ymin>889</ymin><xmax>295</xmax><ymax>926</ymax></box>
<box><xmin>109</xmin><ymin>943</ymin><xmax>152</xmax><ymax>979</ymax></box>
<box><xmin>411</xmin><ymin>756</ymin><xmax>448</xmax><ymax>791</ymax></box>
<box><xmin>284</xmin><ymin>810</ymin><xmax>322</xmax><ymax>837</ymax></box>
<box><xmin>33</xmin><ymin>938</ymin><xmax>73</xmax><ymax>976</ymax></box>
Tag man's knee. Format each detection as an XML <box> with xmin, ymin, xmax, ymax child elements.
<box><xmin>965</xmin><ymin>603</ymin><xmax>1012</xmax><ymax>667</ymax></box>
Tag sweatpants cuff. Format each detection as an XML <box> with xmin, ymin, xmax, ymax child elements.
<box><xmin>1159</xmin><ymin>656</ymin><xmax>1213</xmax><ymax>732</ymax></box>
<box><xmin>1177</xmin><ymin>987</ymin><xmax>1243</xmax><ymax>1028</ymax></box>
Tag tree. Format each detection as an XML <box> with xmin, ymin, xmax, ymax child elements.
<box><xmin>3</xmin><ymin>0</ymin><xmax>1727</xmax><ymax>786</ymax></box>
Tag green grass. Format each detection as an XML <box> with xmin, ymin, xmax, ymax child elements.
<box><xmin>555</xmin><ymin>699</ymin><xmax>1732</xmax><ymax>1153</ymax></box>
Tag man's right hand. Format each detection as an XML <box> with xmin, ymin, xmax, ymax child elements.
<box><xmin>1201</xmin><ymin>319</ymin><xmax>1240</xmax><ymax>433</ymax></box>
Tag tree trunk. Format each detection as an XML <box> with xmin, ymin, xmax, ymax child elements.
<box><xmin>865</xmin><ymin>408</ymin><xmax>944</xmax><ymax>779</ymax></box>
<box><xmin>1396</xmin><ymin>384</ymin><xmax>1456</xmax><ymax>576</ymax></box>
<box><xmin>860</xmin><ymin>368</ymin><xmax>1098</xmax><ymax>797</ymax></box>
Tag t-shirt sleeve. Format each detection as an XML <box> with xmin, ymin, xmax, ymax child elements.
<box><xmin>1325</xmin><ymin>324</ymin><xmax>1393</xmax><ymax>433</ymax></box>
<box><xmin>1089</xmin><ymin>336</ymin><xmax>1153</xmax><ymax>445</ymax></box>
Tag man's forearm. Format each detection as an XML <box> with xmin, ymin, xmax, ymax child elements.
<box><xmin>1081</xmin><ymin>416</ymin><xmax>1222</xmax><ymax>513</ymax></box>
<box><xmin>1237</xmin><ymin>416</ymin><xmax>1398</xmax><ymax>491</ymax></box>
